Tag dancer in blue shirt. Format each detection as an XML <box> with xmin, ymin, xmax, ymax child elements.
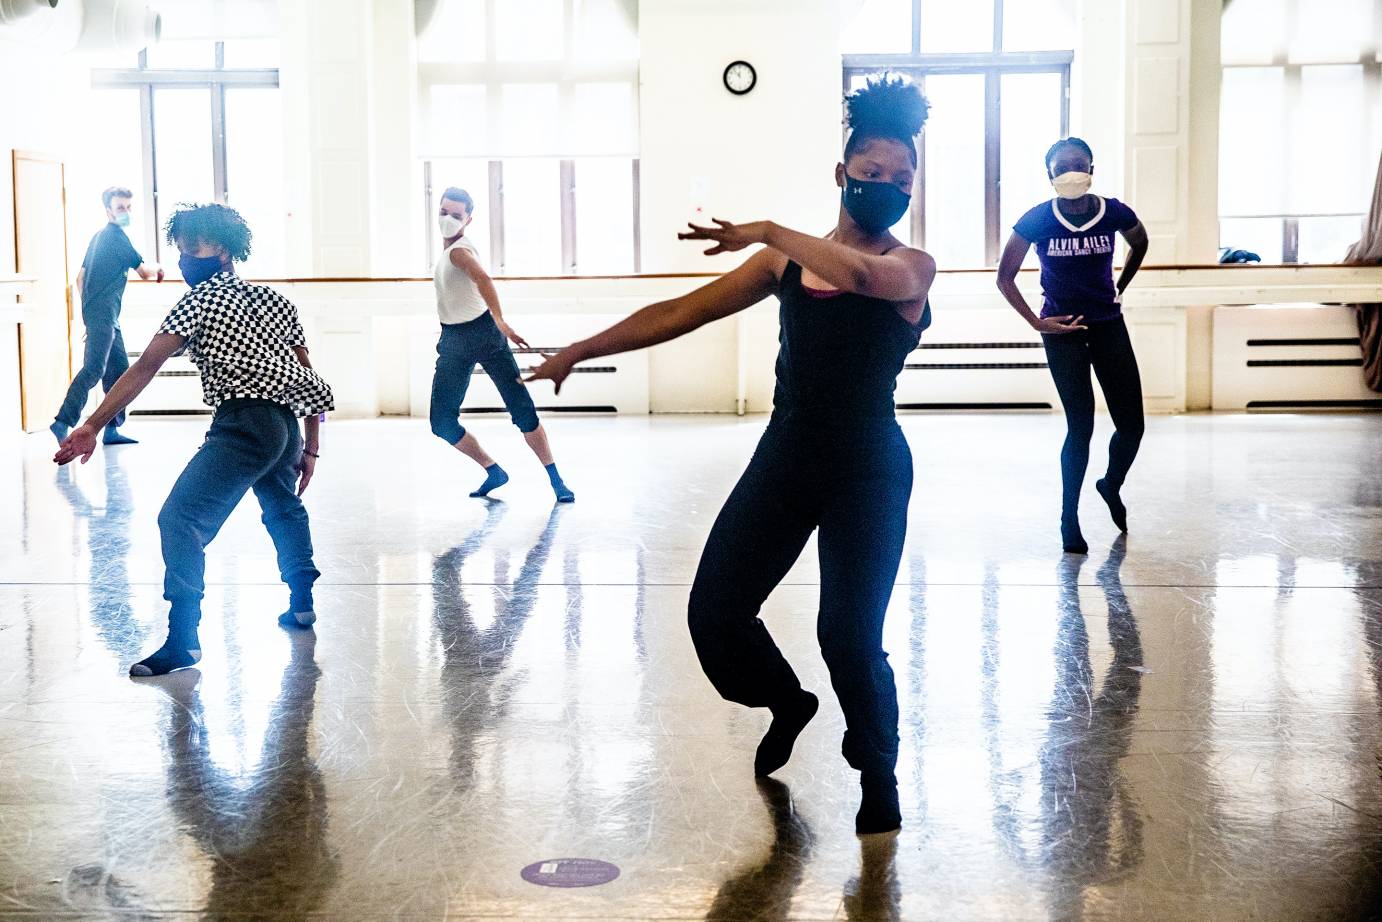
<box><xmin>997</xmin><ymin>138</ymin><xmax>1150</xmax><ymax>554</ymax></box>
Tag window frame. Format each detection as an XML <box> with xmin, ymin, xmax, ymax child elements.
<box><xmin>843</xmin><ymin>0</ymin><xmax>1072</xmax><ymax>266</ymax></box>
<box><xmin>423</xmin><ymin>157</ymin><xmax>642</xmax><ymax>276</ymax></box>
<box><xmin>1218</xmin><ymin>0</ymin><xmax>1381</xmax><ymax>263</ymax></box>
<box><xmin>417</xmin><ymin>0</ymin><xmax>641</xmax><ymax>276</ymax></box>
<box><xmin>91</xmin><ymin>42</ymin><xmax>280</xmax><ymax>265</ymax></box>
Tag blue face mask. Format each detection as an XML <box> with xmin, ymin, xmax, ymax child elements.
<box><xmin>113</xmin><ymin>213</ymin><xmax>131</xmax><ymax>228</ymax></box>
<box><xmin>179</xmin><ymin>252</ymin><xmax>224</xmax><ymax>288</ymax></box>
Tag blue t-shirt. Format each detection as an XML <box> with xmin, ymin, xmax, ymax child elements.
<box><xmin>79</xmin><ymin>222</ymin><xmax>143</xmax><ymax>322</ymax></box>
<box><xmin>1013</xmin><ymin>196</ymin><xmax>1139</xmax><ymax>323</ymax></box>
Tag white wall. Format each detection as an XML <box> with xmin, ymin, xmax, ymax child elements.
<box><xmin>637</xmin><ymin>0</ymin><xmax>844</xmax><ymax>412</ymax></box>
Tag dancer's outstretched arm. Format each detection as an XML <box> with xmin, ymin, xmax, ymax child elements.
<box><xmin>54</xmin><ymin>332</ymin><xmax>184</xmax><ymax>464</ymax></box>
<box><xmin>526</xmin><ymin>248</ymin><xmax>778</xmax><ymax>393</ymax></box>
<box><xmin>680</xmin><ymin>218</ymin><xmax>934</xmax><ymax>303</ymax></box>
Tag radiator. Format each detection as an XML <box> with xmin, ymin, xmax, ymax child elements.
<box><xmin>1211</xmin><ymin>304</ymin><xmax>1379</xmax><ymax>410</ymax></box>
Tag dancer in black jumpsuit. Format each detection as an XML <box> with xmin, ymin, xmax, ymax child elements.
<box><xmin>528</xmin><ymin>77</ymin><xmax>934</xmax><ymax>833</ymax></box>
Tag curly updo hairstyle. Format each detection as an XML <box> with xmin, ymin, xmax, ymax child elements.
<box><xmin>843</xmin><ymin>74</ymin><xmax>930</xmax><ymax>167</ymax></box>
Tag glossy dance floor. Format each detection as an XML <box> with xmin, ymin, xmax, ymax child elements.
<box><xmin>2</xmin><ymin>413</ymin><xmax>1381</xmax><ymax>920</ymax></box>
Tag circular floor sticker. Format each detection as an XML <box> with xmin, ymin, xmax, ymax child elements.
<box><xmin>521</xmin><ymin>858</ymin><xmax>620</xmax><ymax>888</ymax></box>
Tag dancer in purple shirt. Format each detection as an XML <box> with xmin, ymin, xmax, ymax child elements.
<box><xmin>996</xmin><ymin>138</ymin><xmax>1150</xmax><ymax>554</ymax></box>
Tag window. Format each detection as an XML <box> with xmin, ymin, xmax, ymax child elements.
<box><xmin>843</xmin><ymin>0</ymin><xmax>1073</xmax><ymax>266</ymax></box>
<box><xmin>89</xmin><ymin>41</ymin><xmax>284</xmax><ymax>278</ymax></box>
<box><xmin>423</xmin><ymin>157</ymin><xmax>640</xmax><ymax>276</ymax></box>
<box><xmin>1219</xmin><ymin>0</ymin><xmax>1381</xmax><ymax>263</ymax></box>
<box><xmin>417</xmin><ymin>0</ymin><xmax>640</xmax><ymax>275</ymax></box>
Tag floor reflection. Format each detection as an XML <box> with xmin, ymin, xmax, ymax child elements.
<box><xmin>2</xmin><ymin>415</ymin><xmax>1381</xmax><ymax>918</ymax></box>
<box><xmin>56</xmin><ymin>452</ymin><xmax>147</xmax><ymax>664</ymax></box>
<box><xmin>433</xmin><ymin>503</ymin><xmax>567</xmax><ymax>788</ymax></box>
<box><xmin>705</xmin><ymin>779</ymin><xmax>813</xmax><ymax>922</ymax></box>
<box><xmin>1039</xmin><ymin>537</ymin><xmax>1144</xmax><ymax>918</ymax></box>
<box><xmin>159</xmin><ymin>631</ymin><xmax>337</xmax><ymax>918</ymax></box>
<box><xmin>842</xmin><ymin>832</ymin><xmax>902</xmax><ymax>921</ymax></box>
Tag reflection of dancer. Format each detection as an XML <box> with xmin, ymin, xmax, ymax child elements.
<box><xmin>1039</xmin><ymin>536</ymin><xmax>1143</xmax><ymax>918</ymax></box>
<box><xmin>530</xmin><ymin>77</ymin><xmax>935</xmax><ymax>834</ymax></box>
<box><xmin>996</xmin><ymin>138</ymin><xmax>1149</xmax><ymax>554</ymax></box>
<box><xmin>52</xmin><ymin>187</ymin><xmax>164</xmax><ymax>446</ymax></box>
<box><xmin>55</xmin><ymin>204</ymin><xmax>333</xmax><ymax>676</ymax></box>
<box><xmin>842</xmin><ymin>832</ymin><xmax>902</xmax><ymax>922</ymax></box>
<box><xmin>429</xmin><ymin>187</ymin><xmax>574</xmax><ymax>503</ymax></box>
<box><xmin>161</xmin><ymin>632</ymin><xmax>338</xmax><ymax>918</ymax></box>
<box><xmin>705</xmin><ymin>779</ymin><xmax>813</xmax><ymax>922</ymax></box>
<box><xmin>55</xmin><ymin>452</ymin><xmax>144</xmax><ymax>663</ymax></box>
<box><xmin>434</xmin><ymin>505</ymin><xmax>566</xmax><ymax>784</ymax></box>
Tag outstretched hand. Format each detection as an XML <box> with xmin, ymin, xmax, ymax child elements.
<box><xmin>524</xmin><ymin>350</ymin><xmax>576</xmax><ymax>395</ymax></box>
<box><xmin>54</xmin><ymin>424</ymin><xmax>98</xmax><ymax>466</ymax></box>
<box><xmin>678</xmin><ymin>218</ymin><xmax>769</xmax><ymax>256</ymax></box>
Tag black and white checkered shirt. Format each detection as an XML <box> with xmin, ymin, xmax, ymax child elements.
<box><xmin>158</xmin><ymin>272</ymin><xmax>334</xmax><ymax>417</ymax></box>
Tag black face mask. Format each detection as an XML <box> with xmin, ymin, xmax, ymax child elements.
<box><xmin>841</xmin><ymin>174</ymin><xmax>911</xmax><ymax>234</ymax></box>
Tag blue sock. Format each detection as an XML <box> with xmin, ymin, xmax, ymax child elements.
<box><xmin>50</xmin><ymin>421</ymin><xmax>70</xmax><ymax>443</ymax></box>
<box><xmin>103</xmin><ymin>422</ymin><xmax>138</xmax><ymax>445</ymax></box>
<box><xmin>280</xmin><ymin>583</ymin><xmax>316</xmax><ymax>628</ymax></box>
<box><xmin>470</xmin><ymin>463</ymin><xmax>509</xmax><ymax>498</ymax></box>
<box><xmin>545</xmin><ymin>463</ymin><xmax>574</xmax><ymax>503</ymax></box>
<box><xmin>289</xmin><ymin>585</ymin><xmax>314</xmax><ymax>614</ymax></box>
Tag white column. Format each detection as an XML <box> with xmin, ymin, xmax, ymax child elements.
<box><xmin>1121</xmin><ymin>0</ymin><xmax>1220</xmax><ymax>410</ymax></box>
<box><xmin>1123</xmin><ymin>0</ymin><xmax>1220</xmax><ymax>264</ymax></box>
<box><xmin>280</xmin><ymin>0</ymin><xmax>377</xmax><ymax>278</ymax></box>
<box><xmin>368</xmin><ymin>0</ymin><xmax>423</xmax><ymax>278</ymax></box>
<box><xmin>1071</xmin><ymin>0</ymin><xmax>1126</xmax><ymax>198</ymax></box>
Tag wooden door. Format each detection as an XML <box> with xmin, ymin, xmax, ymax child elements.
<box><xmin>12</xmin><ymin>151</ymin><xmax>72</xmax><ymax>432</ymax></box>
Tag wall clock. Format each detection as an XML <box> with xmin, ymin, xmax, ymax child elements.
<box><xmin>723</xmin><ymin>60</ymin><xmax>756</xmax><ymax>96</ymax></box>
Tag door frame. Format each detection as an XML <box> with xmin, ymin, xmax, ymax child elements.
<box><xmin>11</xmin><ymin>149</ymin><xmax>73</xmax><ymax>430</ymax></box>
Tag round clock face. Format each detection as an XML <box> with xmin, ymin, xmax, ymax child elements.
<box><xmin>724</xmin><ymin>61</ymin><xmax>756</xmax><ymax>95</ymax></box>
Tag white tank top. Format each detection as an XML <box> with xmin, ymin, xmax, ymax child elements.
<box><xmin>433</xmin><ymin>237</ymin><xmax>488</xmax><ymax>325</ymax></box>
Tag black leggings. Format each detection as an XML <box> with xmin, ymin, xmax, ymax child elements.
<box><xmin>687</xmin><ymin>419</ymin><xmax>911</xmax><ymax>778</ymax></box>
<box><xmin>1042</xmin><ymin>316</ymin><xmax>1145</xmax><ymax>521</ymax></box>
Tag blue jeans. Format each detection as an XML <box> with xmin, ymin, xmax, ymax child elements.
<box><xmin>429</xmin><ymin>313</ymin><xmax>540</xmax><ymax>444</ymax></box>
<box><xmin>687</xmin><ymin>417</ymin><xmax>912</xmax><ymax>778</ymax></box>
<box><xmin>55</xmin><ymin>319</ymin><xmax>129</xmax><ymax>427</ymax></box>
<box><xmin>158</xmin><ymin>399</ymin><xmax>319</xmax><ymax>619</ymax></box>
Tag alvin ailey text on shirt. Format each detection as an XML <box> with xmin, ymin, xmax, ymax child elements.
<box><xmin>1046</xmin><ymin>234</ymin><xmax>1114</xmax><ymax>257</ymax></box>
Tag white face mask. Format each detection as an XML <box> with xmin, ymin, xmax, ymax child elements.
<box><xmin>439</xmin><ymin>214</ymin><xmax>465</xmax><ymax>238</ymax></box>
<box><xmin>1051</xmin><ymin>171</ymin><xmax>1093</xmax><ymax>200</ymax></box>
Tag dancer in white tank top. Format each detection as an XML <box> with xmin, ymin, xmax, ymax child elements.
<box><xmin>427</xmin><ymin>187</ymin><xmax>574</xmax><ymax>503</ymax></box>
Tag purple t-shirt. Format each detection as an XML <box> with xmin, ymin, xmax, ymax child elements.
<box><xmin>1013</xmin><ymin>196</ymin><xmax>1139</xmax><ymax>322</ymax></box>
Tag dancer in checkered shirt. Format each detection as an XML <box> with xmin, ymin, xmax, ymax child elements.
<box><xmin>55</xmin><ymin>203</ymin><xmax>334</xmax><ymax>677</ymax></box>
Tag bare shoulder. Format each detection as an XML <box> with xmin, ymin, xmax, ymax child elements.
<box><xmin>449</xmin><ymin>241</ymin><xmax>487</xmax><ymax>274</ymax></box>
<box><xmin>887</xmin><ymin>245</ymin><xmax>935</xmax><ymax>271</ymax></box>
<box><xmin>753</xmin><ymin>247</ymin><xmax>790</xmax><ymax>284</ymax></box>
